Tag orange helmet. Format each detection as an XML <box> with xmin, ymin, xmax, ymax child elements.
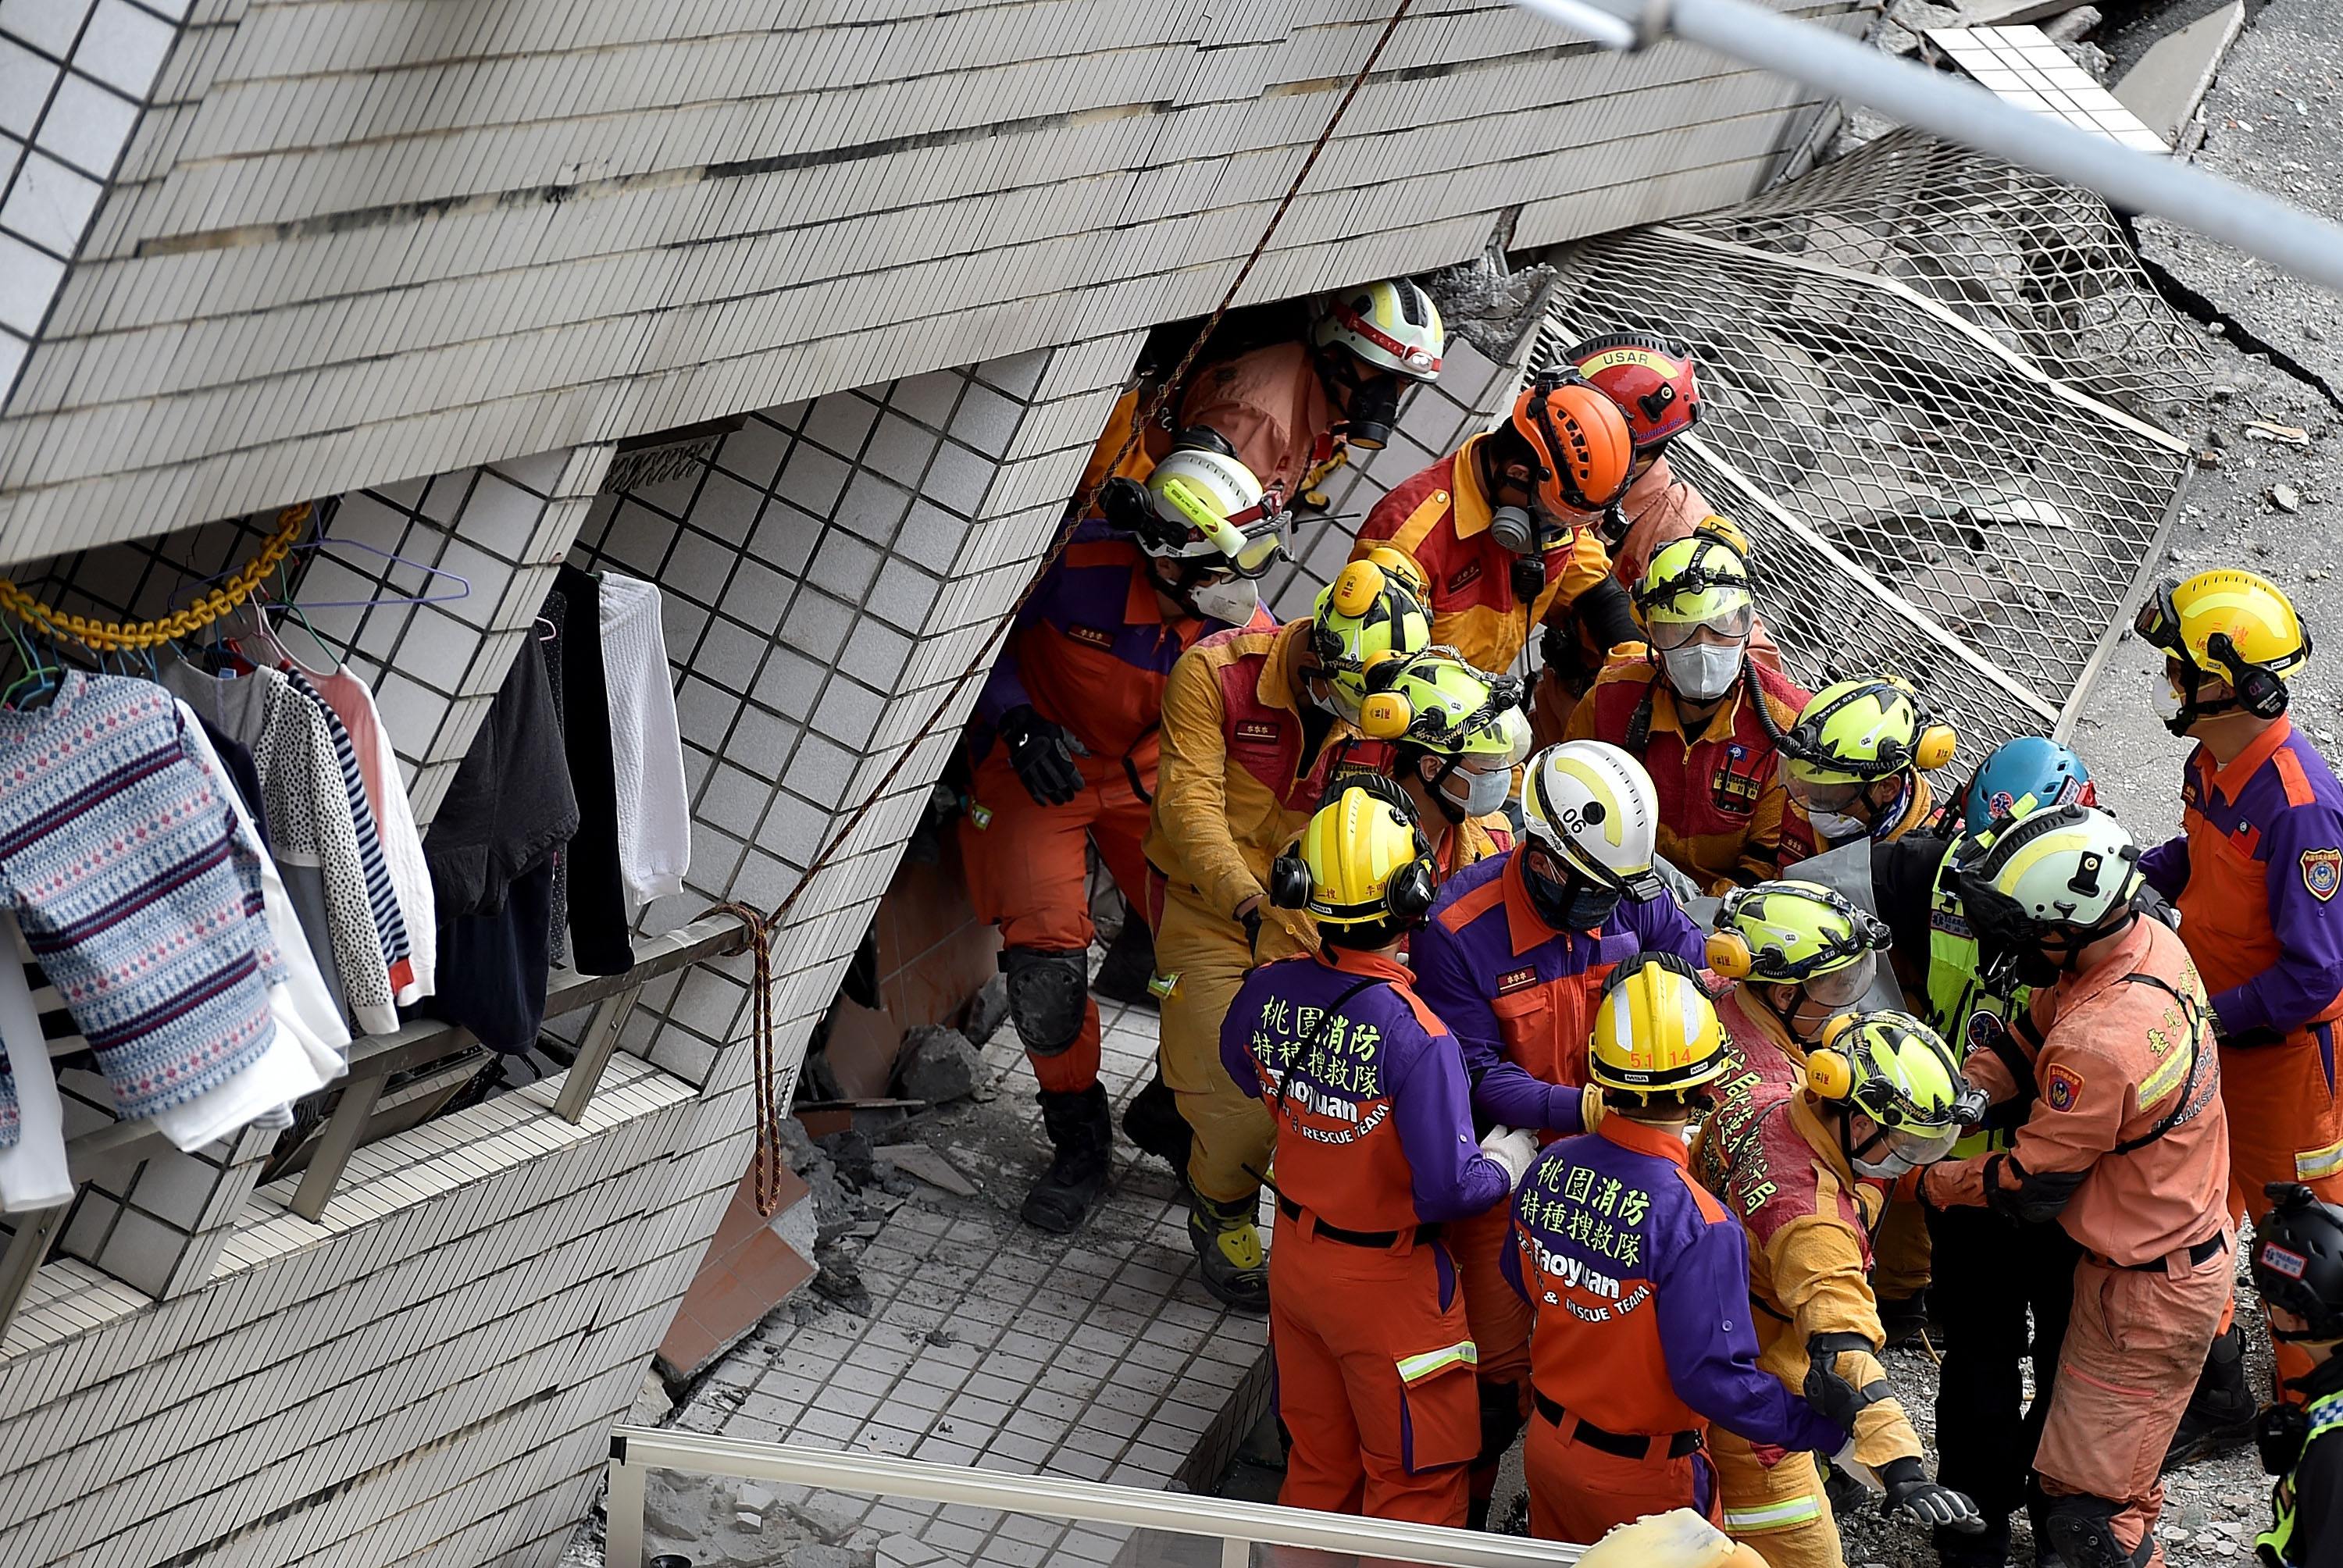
<box><xmin>1567</xmin><ymin>331</ymin><xmax>1702</xmax><ymax>451</ymax></box>
<box><xmin>1507</xmin><ymin>371</ymin><xmax>1635</xmax><ymax>516</ymax></box>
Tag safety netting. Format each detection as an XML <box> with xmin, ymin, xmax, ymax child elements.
<box><xmin>1534</xmin><ymin>136</ymin><xmax>2200</xmax><ymax>758</ymax></box>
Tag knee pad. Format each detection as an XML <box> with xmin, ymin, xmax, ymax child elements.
<box><xmin>1001</xmin><ymin>946</ymin><xmax>1090</xmax><ymax>1055</ymax></box>
<box><xmin>2043</xmin><ymin>1495</ymin><xmax>2149</xmax><ymax>1568</ymax></box>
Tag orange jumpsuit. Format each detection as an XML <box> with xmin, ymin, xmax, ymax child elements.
<box><xmin>1350</xmin><ymin>435</ymin><xmax>1616</xmax><ymax>677</ymax></box>
<box><xmin>1224</xmin><ymin>948</ymin><xmax>1509</xmax><ymax>1523</ymax></box>
<box><xmin>2140</xmin><ymin>718</ymin><xmax>2343</xmax><ymax>1392</ymax></box>
<box><xmin>1144</xmin><ymin>620</ymin><xmax>1390</xmax><ymax>1202</ymax></box>
<box><xmin>1566</xmin><ymin>649</ymin><xmax>1811</xmax><ymax>894</ymax></box>
<box><xmin>1701</xmin><ymin>1086</ymin><xmax>1922</xmax><ymax>1568</ymax></box>
<box><xmin>1082</xmin><ymin>341</ymin><xmax>1338</xmax><ymax>508</ymax></box>
<box><xmin>965</xmin><ymin>524</ymin><xmax>1268</xmax><ymax>1089</ymax></box>
<box><xmin>1924</xmin><ymin>916</ymin><xmax>2232</xmax><ymax>1566</ymax></box>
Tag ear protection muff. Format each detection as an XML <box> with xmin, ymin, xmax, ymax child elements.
<box><xmin>1705</xmin><ymin>930</ymin><xmax>1755</xmax><ymax>980</ymax></box>
<box><xmin>1357</xmin><ymin>652</ymin><xmax>1416</xmax><ymax>739</ymax></box>
<box><xmin>1385</xmin><ymin>857</ymin><xmax>1438</xmax><ymax>926</ymax></box>
<box><xmin>2208</xmin><ymin>632</ymin><xmax>2291</xmax><ymax>719</ymax></box>
<box><xmin>1804</xmin><ymin>1013</ymin><xmax>1862</xmax><ymax>1099</ymax></box>
<box><xmin>1268</xmin><ymin>852</ymin><xmax>1313</xmax><ymax>910</ymax></box>
<box><xmin>1912</xmin><ymin>698</ymin><xmax>1959</xmax><ymax>772</ymax></box>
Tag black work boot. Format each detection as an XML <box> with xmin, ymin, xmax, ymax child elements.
<box><xmin>1091</xmin><ymin>916</ymin><xmax>1159</xmax><ymax>1008</ymax></box>
<box><xmin>1122</xmin><ymin>1071</ymin><xmax>1193</xmax><ymax>1169</ymax></box>
<box><xmin>1021</xmin><ymin>1084</ymin><xmax>1114</xmax><ymax>1233</ymax></box>
<box><xmin>1185</xmin><ymin>1177</ymin><xmax>1270</xmax><ymax>1314</ymax></box>
<box><xmin>1879</xmin><ymin>1288</ymin><xmax>1936</xmax><ymax>1349</ymax></box>
<box><xmin>2163</xmin><ymin>1321</ymin><xmax>2258</xmax><ymax>1470</ymax></box>
<box><xmin>1934</xmin><ymin>1514</ymin><xmax>2010</xmax><ymax>1567</ymax></box>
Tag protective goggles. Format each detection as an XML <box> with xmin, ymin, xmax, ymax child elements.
<box><xmin>1646</xmin><ymin>603</ymin><xmax>1756</xmax><ymax>650</ymax></box>
<box><xmin>1849</xmin><ymin>1117</ymin><xmax>1960</xmax><ymax>1176</ymax></box>
<box><xmin>2131</xmin><ymin>579</ymin><xmax>2188</xmax><ymax>657</ymax></box>
<box><xmin>1524</xmin><ymin>836</ymin><xmax>1665</xmax><ymax>905</ymax></box>
<box><xmin>1799</xmin><ymin>950</ymin><xmax>1877</xmax><ymax>1011</ymax></box>
<box><xmin>1784</xmin><ymin>773</ymin><xmax>1867</xmax><ymax>814</ymax></box>
<box><xmin>1156</xmin><ymin>479</ymin><xmax>1286</xmax><ymax>579</ymax></box>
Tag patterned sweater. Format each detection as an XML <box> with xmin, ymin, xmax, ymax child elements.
<box><xmin>0</xmin><ymin>675</ymin><xmax>283</xmax><ymax>1139</ymax></box>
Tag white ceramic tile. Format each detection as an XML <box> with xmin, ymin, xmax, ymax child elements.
<box><xmin>0</xmin><ymin>146</ymin><xmax>98</xmax><ymax>253</ymax></box>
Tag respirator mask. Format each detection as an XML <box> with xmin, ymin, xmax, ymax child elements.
<box><xmin>1432</xmin><ymin>759</ymin><xmax>1512</xmax><ymax>822</ymax></box>
<box><xmin>1522</xmin><ymin>848</ymin><xmax>1623</xmax><ymax>932</ymax></box>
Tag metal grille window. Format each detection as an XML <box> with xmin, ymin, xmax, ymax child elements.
<box><xmin>1535</xmin><ymin>139</ymin><xmax>2199</xmax><ymax>757</ymax></box>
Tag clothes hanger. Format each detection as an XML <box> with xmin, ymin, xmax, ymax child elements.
<box><xmin>168</xmin><ymin>504</ymin><xmax>474</xmax><ymax>615</ymax></box>
<box><xmin>0</xmin><ymin>615</ymin><xmax>59</xmax><ymax>708</ymax></box>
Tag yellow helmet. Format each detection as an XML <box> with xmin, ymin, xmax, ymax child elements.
<box><xmin>1776</xmin><ymin>677</ymin><xmax>1958</xmax><ymax>787</ymax></box>
<box><xmin>1590</xmin><ymin>951</ymin><xmax>1729</xmax><ymax>1095</ymax></box>
<box><xmin>2134</xmin><ymin>568</ymin><xmax>2313</xmax><ymax>735</ymax></box>
<box><xmin>1271</xmin><ymin>779</ymin><xmax>1438</xmax><ymax>929</ymax></box>
<box><xmin>1706</xmin><ymin>879</ymin><xmax>1891</xmax><ymax>999</ymax></box>
<box><xmin>1358</xmin><ymin>651</ymin><xmax>1531</xmax><ymax>766</ymax></box>
<box><xmin>1807</xmin><ymin>1010</ymin><xmax>1972</xmax><ymax>1175</ymax></box>
<box><xmin>1311</xmin><ymin>552</ymin><xmax>1433</xmax><ymax>724</ymax></box>
<box><xmin>1635</xmin><ymin>518</ymin><xmax>1757</xmax><ymax>639</ymax></box>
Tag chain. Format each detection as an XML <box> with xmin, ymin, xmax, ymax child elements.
<box><xmin>0</xmin><ymin>501</ymin><xmax>312</xmax><ymax>653</ymax></box>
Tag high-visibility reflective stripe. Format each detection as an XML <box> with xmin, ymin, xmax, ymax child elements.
<box><xmin>2298</xmin><ymin>1138</ymin><xmax>2343</xmax><ymax>1181</ymax></box>
<box><xmin>1394</xmin><ymin>1341</ymin><xmax>1478</xmax><ymax>1384</ymax></box>
<box><xmin>1724</xmin><ymin>1495</ymin><xmax>1823</xmax><ymax>1531</ymax></box>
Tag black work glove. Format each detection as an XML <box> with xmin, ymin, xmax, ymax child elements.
<box><xmin>2220</xmin><ymin>1024</ymin><xmax>2285</xmax><ymax>1049</ymax></box>
<box><xmin>1242</xmin><ymin>906</ymin><xmax>1264</xmax><ymax>955</ymax></box>
<box><xmin>1100</xmin><ymin>476</ymin><xmax>1154</xmax><ymax>534</ymax></box>
<box><xmin>1573</xmin><ymin>573</ymin><xmax>1642</xmax><ymax>654</ymax></box>
<box><xmin>1879</xmin><ymin>1456</ymin><xmax>1985</xmax><ymax>1533</ymax></box>
<box><xmin>998</xmin><ymin>705</ymin><xmax>1083</xmax><ymax>806</ymax></box>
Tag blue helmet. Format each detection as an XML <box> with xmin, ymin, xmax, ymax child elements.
<box><xmin>1961</xmin><ymin>736</ymin><xmax>2094</xmax><ymax>837</ymax></box>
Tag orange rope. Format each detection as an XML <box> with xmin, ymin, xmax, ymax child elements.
<box><xmin>0</xmin><ymin>501</ymin><xmax>312</xmax><ymax>652</ymax></box>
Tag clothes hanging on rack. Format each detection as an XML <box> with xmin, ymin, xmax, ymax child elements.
<box><xmin>421</xmin><ymin>636</ymin><xmax>578</xmax><ymax>1053</ymax></box>
<box><xmin>0</xmin><ymin>675</ymin><xmax>284</xmax><ymax>1137</ymax></box>
<box><xmin>284</xmin><ymin>668</ymin><xmax>412</xmax><ymax>996</ymax></box>
<box><xmin>548</xmin><ymin>568</ymin><xmax>633</xmax><ymax>975</ymax></box>
<box><xmin>199</xmin><ymin>718</ymin><xmax>269</xmax><ymax>848</ymax></box>
<box><xmin>0</xmin><ymin>920</ymin><xmax>70</xmax><ymax>1212</ymax></box>
<box><xmin>161</xmin><ymin>661</ymin><xmax>398</xmax><ymax>1035</ymax></box>
<box><xmin>598</xmin><ymin>572</ymin><xmax>690</xmax><ymax>911</ymax></box>
<box><xmin>300</xmin><ymin>667</ymin><xmax>434</xmax><ymax>1004</ymax></box>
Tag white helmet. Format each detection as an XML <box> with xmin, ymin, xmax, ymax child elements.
<box><xmin>1954</xmin><ymin>803</ymin><xmax>2143</xmax><ymax>938</ymax></box>
<box><xmin>1312</xmin><ymin>278</ymin><xmax>1446</xmax><ymax>383</ymax></box>
<box><xmin>1142</xmin><ymin>445</ymin><xmax>1283</xmax><ymax>578</ymax></box>
<box><xmin>1522</xmin><ymin>741</ymin><xmax>1664</xmax><ymax>900</ymax></box>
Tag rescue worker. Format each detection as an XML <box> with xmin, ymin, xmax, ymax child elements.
<box><xmin>1412</xmin><ymin>740</ymin><xmax>1710</xmax><ymax>1525</ymax></box>
<box><xmin>1920</xmin><ymin>803</ymin><xmax>2233</xmax><ymax>1568</ymax></box>
<box><xmin>1768</xmin><ymin>678</ymin><xmax>1958</xmax><ymax>1340</ymax></box>
<box><xmin>1224</xmin><ymin>780</ymin><xmax>1535</xmax><ymax>1524</ymax></box>
<box><xmin>1775</xmin><ymin>679</ymin><xmax>1958</xmax><ymax>871</ymax></box>
<box><xmin>1086</xmin><ymin>276</ymin><xmax>1449</xmax><ymax>512</ymax></box>
<box><xmin>2132</xmin><ymin>569</ymin><xmax>2343</xmax><ymax>1449</ymax></box>
<box><xmin>1567</xmin><ymin>522</ymin><xmax>1813</xmax><ymax>893</ymax></box>
<box><xmin>1529</xmin><ymin>335</ymin><xmax>1782</xmax><ymax>739</ymax></box>
<box><xmin>1699</xmin><ymin>1009</ymin><xmax>1987</xmax><ymax>1565</ymax></box>
<box><xmin>1354</xmin><ymin>650</ymin><xmax>1530</xmax><ymax>879</ymax></box>
<box><xmin>1350</xmin><ymin>369</ymin><xmax>1644</xmax><ymax>686</ymax></box>
<box><xmin>1867</xmin><ymin>736</ymin><xmax>2095</xmax><ymax>1567</ymax></box>
<box><xmin>968</xmin><ymin>440</ymin><xmax>1282</xmax><ymax>1231</ymax></box>
<box><xmin>2247</xmin><ymin>1181</ymin><xmax>2343</xmax><ymax>1568</ymax></box>
<box><xmin>1504</xmin><ymin>950</ymin><xmax>1852</xmax><ymax>1544</ymax></box>
<box><xmin>1146</xmin><ymin>551</ymin><xmax>1432</xmax><ymax>1310</ymax></box>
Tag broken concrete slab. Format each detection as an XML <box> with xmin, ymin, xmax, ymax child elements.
<box><xmin>877</xmin><ymin>1141</ymin><xmax>979</xmax><ymax>1196</ymax></box>
<box><xmin>1959</xmin><ymin>0</ymin><xmax>2092</xmax><ymax>25</ymax></box>
<box><xmin>2113</xmin><ymin>0</ymin><xmax>2245</xmax><ymax>144</ymax></box>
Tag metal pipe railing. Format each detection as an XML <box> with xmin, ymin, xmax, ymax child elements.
<box><xmin>1513</xmin><ymin>0</ymin><xmax>2343</xmax><ymax>297</ymax></box>
<box><xmin>603</xmin><ymin>1430</ymin><xmax>1590</xmax><ymax>1568</ymax></box>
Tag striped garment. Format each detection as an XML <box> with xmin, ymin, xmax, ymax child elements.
<box><xmin>282</xmin><ymin>668</ymin><xmax>410</xmax><ymax>989</ymax></box>
<box><xmin>0</xmin><ymin>675</ymin><xmax>282</xmax><ymax>1140</ymax></box>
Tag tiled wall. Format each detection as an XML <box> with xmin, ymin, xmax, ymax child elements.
<box><xmin>0</xmin><ymin>0</ymin><xmax>1862</xmax><ymax>561</ymax></box>
<box><xmin>0</xmin><ymin>336</ymin><xmax>1132</xmax><ymax>1568</ymax></box>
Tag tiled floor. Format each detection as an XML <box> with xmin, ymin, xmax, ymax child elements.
<box><xmin>659</xmin><ymin>996</ymin><xmax>1274</xmax><ymax>1564</ymax></box>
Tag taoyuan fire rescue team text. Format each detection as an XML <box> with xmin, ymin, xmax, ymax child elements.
<box><xmin>950</xmin><ymin>277</ymin><xmax>2343</xmax><ymax>1568</ymax></box>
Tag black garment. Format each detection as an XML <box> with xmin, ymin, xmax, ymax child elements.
<box><xmin>422</xmin><ymin>633</ymin><xmax>579</xmax><ymax>918</ymax></box>
<box><xmin>1872</xmin><ymin>832</ymin><xmax>1952</xmax><ymax>965</ymax></box>
<box><xmin>549</xmin><ymin>565</ymin><xmax>633</xmax><ymax>974</ymax></box>
<box><xmin>1925</xmin><ymin>1200</ymin><xmax>2082</xmax><ymax>1523</ymax></box>
<box><xmin>420</xmin><ymin>643</ymin><xmax>579</xmax><ymax>1053</ymax></box>
<box><xmin>2288</xmin><ymin>1356</ymin><xmax>2343</xmax><ymax>1568</ymax></box>
<box><xmin>199</xmin><ymin>717</ymin><xmax>269</xmax><ymax>850</ymax></box>
<box><xmin>433</xmin><ymin>860</ymin><xmax>556</xmax><ymax>1052</ymax></box>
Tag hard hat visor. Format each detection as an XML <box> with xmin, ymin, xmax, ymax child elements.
<box><xmin>2132</xmin><ymin>579</ymin><xmax>2186</xmax><ymax>657</ymax></box>
<box><xmin>1646</xmin><ymin>602</ymin><xmax>1756</xmax><ymax>650</ymax></box>
<box><xmin>1801</xmin><ymin>950</ymin><xmax>1877</xmax><ymax>1010</ymax></box>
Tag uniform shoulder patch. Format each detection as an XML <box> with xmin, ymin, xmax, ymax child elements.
<box><xmin>1496</xmin><ymin>965</ymin><xmax>1539</xmax><ymax>995</ymax></box>
<box><xmin>2045</xmin><ymin>1063</ymin><xmax>2086</xmax><ymax>1113</ymax></box>
<box><xmin>2303</xmin><ymin>847</ymin><xmax>2341</xmax><ymax>902</ymax></box>
<box><xmin>2264</xmin><ymin>1242</ymin><xmax>2309</xmax><ymax>1280</ymax></box>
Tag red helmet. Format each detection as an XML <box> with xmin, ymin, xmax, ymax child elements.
<box><xmin>1507</xmin><ymin>371</ymin><xmax>1635</xmax><ymax>516</ymax></box>
<box><xmin>1567</xmin><ymin>332</ymin><xmax>1701</xmax><ymax>451</ymax></box>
